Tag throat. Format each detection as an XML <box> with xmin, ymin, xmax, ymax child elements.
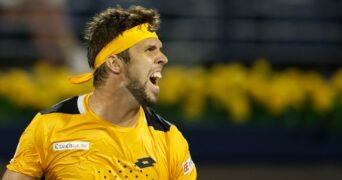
<box><xmin>88</xmin><ymin>93</ymin><xmax>141</xmax><ymax>127</ymax></box>
<box><xmin>103</xmin><ymin>106</ymin><xmax>141</xmax><ymax>127</ymax></box>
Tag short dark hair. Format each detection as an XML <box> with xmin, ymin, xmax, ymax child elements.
<box><xmin>84</xmin><ymin>5</ymin><xmax>161</xmax><ymax>87</ymax></box>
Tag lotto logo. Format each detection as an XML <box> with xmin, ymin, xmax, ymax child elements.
<box><xmin>135</xmin><ymin>157</ymin><xmax>156</xmax><ymax>168</ymax></box>
<box><xmin>182</xmin><ymin>156</ymin><xmax>194</xmax><ymax>175</ymax></box>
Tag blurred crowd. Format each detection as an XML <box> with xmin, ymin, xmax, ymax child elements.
<box><xmin>0</xmin><ymin>0</ymin><xmax>87</xmax><ymax>72</ymax></box>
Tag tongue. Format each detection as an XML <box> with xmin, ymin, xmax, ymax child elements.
<box><xmin>150</xmin><ymin>77</ymin><xmax>156</xmax><ymax>85</ymax></box>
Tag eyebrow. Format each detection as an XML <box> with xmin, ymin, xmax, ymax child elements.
<box><xmin>140</xmin><ymin>40</ymin><xmax>162</xmax><ymax>50</ymax></box>
<box><xmin>145</xmin><ymin>43</ymin><xmax>163</xmax><ymax>50</ymax></box>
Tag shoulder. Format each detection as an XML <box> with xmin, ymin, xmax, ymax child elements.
<box><xmin>40</xmin><ymin>95</ymin><xmax>83</xmax><ymax>115</ymax></box>
<box><xmin>143</xmin><ymin>107</ymin><xmax>173</xmax><ymax>132</ymax></box>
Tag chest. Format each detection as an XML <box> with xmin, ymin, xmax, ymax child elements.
<box><xmin>42</xmin><ymin>126</ymin><xmax>169</xmax><ymax>179</ymax></box>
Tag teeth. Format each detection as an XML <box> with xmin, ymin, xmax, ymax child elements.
<box><xmin>151</xmin><ymin>72</ymin><xmax>162</xmax><ymax>79</ymax></box>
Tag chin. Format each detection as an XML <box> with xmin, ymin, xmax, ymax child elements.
<box><xmin>143</xmin><ymin>94</ymin><xmax>158</xmax><ymax>107</ymax></box>
<box><xmin>146</xmin><ymin>97</ymin><xmax>158</xmax><ymax>107</ymax></box>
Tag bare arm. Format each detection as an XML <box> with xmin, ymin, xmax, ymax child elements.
<box><xmin>2</xmin><ymin>170</ymin><xmax>37</xmax><ymax>180</ymax></box>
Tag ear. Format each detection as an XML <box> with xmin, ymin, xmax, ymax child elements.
<box><xmin>106</xmin><ymin>55</ymin><xmax>123</xmax><ymax>74</ymax></box>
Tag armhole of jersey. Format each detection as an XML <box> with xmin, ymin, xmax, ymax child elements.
<box><xmin>77</xmin><ymin>94</ymin><xmax>87</xmax><ymax>114</ymax></box>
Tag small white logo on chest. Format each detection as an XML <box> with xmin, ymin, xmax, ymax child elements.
<box><xmin>53</xmin><ymin>141</ymin><xmax>90</xmax><ymax>151</ymax></box>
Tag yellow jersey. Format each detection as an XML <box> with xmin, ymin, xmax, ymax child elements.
<box><xmin>7</xmin><ymin>94</ymin><xmax>197</xmax><ymax>179</ymax></box>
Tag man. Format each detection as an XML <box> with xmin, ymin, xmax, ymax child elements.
<box><xmin>2</xmin><ymin>5</ymin><xmax>197</xmax><ymax>179</ymax></box>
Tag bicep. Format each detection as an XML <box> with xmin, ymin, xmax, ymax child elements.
<box><xmin>2</xmin><ymin>170</ymin><xmax>37</xmax><ymax>180</ymax></box>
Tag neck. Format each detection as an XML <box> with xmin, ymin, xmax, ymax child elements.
<box><xmin>88</xmin><ymin>87</ymin><xmax>141</xmax><ymax>127</ymax></box>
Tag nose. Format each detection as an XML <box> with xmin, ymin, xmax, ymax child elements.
<box><xmin>156</xmin><ymin>51</ymin><xmax>168</xmax><ymax>65</ymax></box>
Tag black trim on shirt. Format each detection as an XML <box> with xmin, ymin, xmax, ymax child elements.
<box><xmin>40</xmin><ymin>96</ymin><xmax>80</xmax><ymax>115</ymax></box>
<box><xmin>143</xmin><ymin>107</ymin><xmax>171</xmax><ymax>132</ymax></box>
<box><xmin>40</xmin><ymin>96</ymin><xmax>171</xmax><ymax>132</ymax></box>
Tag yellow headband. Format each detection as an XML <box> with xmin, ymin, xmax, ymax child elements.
<box><xmin>69</xmin><ymin>23</ymin><xmax>158</xmax><ymax>84</ymax></box>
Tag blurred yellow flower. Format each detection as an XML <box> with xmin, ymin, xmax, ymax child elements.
<box><xmin>265</xmin><ymin>70</ymin><xmax>306</xmax><ymax>115</ymax></box>
<box><xmin>0</xmin><ymin>59</ymin><xmax>341</xmax><ymax>124</ymax></box>
<box><xmin>331</xmin><ymin>69</ymin><xmax>342</xmax><ymax>98</ymax></box>
<box><xmin>303</xmin><ymin>71</ymin><xmax>335</xmax><ymax>113</ymax></box>
<box><xmin>208</xmin><ymin>63</ymin><xmax>250</xmax><ymax>122</ymax></box>
<box><xmin>0</xmin><ymin>62</ymin><xmax>92</xmax><ymax>109</ymax></box>
<box><xmin>224</xmin><ymin>89</ymin><xmax>250</xmax><ymax>123</ymax></box>
<box><xmin>310</xmin><ymin>82</ymin><xmax>335</xmax><ymax>113</ymax></box>
<box><xmin>159</xmin><ymin>66</ymin><xmax>187</xmax><ymax>105</ymax></box>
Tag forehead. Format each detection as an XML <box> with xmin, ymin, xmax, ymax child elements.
<box><xmin>131</xmin><ymin>37</ymin><xmax>162</xmax><ymax>49</ymax></box>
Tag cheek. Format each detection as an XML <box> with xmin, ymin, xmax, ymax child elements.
<box><xmin>127</xmin><ymin>56</ymin><xmax>153</xmax><ymax>79</ymax></box>
<box><xmin>131</xmin><ymin>62</ymin><xmax>151</xmax><ymax>76</ymax></box>
<box><xmin>127</xmin><ymin>65</ymin><xmax>149</xmax><ymax>83</ymax></box>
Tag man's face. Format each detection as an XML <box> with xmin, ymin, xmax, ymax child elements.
<box><xmin>124</xmin><ymin>37</ymin><xmax>168</xmax><ymax>107</ymax></box>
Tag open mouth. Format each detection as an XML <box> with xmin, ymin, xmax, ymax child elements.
<box><xmin>149</xmin><ymin>72</ymin><xmax>162</xmax><ymax>86</ymax></box>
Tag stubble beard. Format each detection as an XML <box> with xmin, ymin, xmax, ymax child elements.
<box><xmin>125</xmin><ymin>71</ymin><xmax>156</xmax><ymax>107</ymax></box>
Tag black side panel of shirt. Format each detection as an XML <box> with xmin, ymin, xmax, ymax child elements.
<box><xmin>40</xmin><ymin>96</ymin><xmax>80</xmax><ymax>115</ymax></box>
<box><xmin>143</xmin><ymin>107</ymin><xmax>171</xmax><ymax>132</ymax></box>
